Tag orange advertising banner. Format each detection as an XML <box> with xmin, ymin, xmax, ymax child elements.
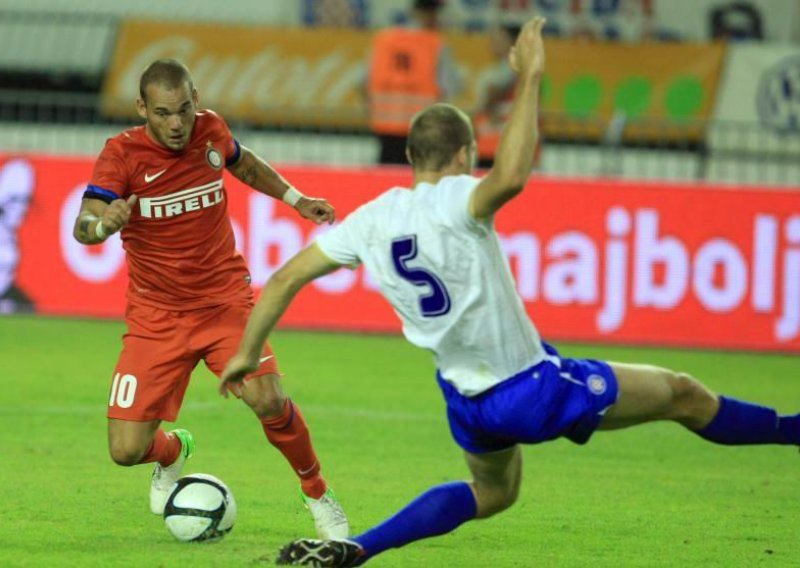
<box><xmin>3</xmin><ymin>153</ymin><xmax>799</xmax><ymax>353</ymax></box>
<box><xmin>102</xmin><ymin>20</ymin><xmax>725</xmax><ymax>138</ymax></box>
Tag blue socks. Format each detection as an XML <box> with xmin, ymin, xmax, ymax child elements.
<box><xmin>346</xmin><ymin>400</ymin><xmax>799</xmax><ymax>563</ymax></box>
<box><xmin>353</xmin><ymin>481</ymin><xmax>477</xmax><ymax>560</ymax></box>
<box><xmin>697</xmin><ymin>396</ymin><xmax>800</xmax><ymax>445</ymax></box>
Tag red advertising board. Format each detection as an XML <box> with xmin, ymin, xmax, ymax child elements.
<box><xmin>2</xmin><ymin>154</ymin><xmax>798</xmax><ymax>352</ymax></box>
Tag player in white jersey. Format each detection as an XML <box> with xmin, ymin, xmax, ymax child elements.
<box><xmin>221</xmin><ymin>17</ymin><xmax>800</xmax><ymax>567</ymax></box>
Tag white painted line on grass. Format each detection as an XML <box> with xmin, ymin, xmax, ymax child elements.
<box><xmin>0</xmin><ymin>401</ymin><xmax>441</xmax><ymax>423</ymax></box>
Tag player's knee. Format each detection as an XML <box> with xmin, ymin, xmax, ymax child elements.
<box><xmin>667</xmin><ymin>372</ymin><xmax>717</xmax><ymax>423</ymax></box>
<box><xmin>474</xmin><ymin>481</ymin><xmax>519</xmax><ymax>519</ymax></box>
<box><xmin>248</xmin><ymin>391</ymin><xmax>287</xmax><ymax>419</ymax></box>
<box><xmin>241</xmin><ymin>374</ymin><xmax>286</xmax><ymax>418</ymax></box>
<box><xmin>108</xmin><ymin>441</ymin><xmax>144</xmax><ymax>467</ymax></box>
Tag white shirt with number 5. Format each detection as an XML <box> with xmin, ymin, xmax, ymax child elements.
<box><xmin>316</xmin><ymin>174</ymin><xmax>546</xmax><ymax>397</ymax></box>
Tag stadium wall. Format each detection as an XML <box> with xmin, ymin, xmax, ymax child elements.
<box><xmin>3</xmin><ymin>123</ymin><xmax>798</xmax><ymax>187</ymax></box>
<box><xmin>3</xmin><ymin>154</ymin><xmax>798</xmax><ymax>353</ymax></box>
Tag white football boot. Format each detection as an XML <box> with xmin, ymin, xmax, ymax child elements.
<box><xmin>149</xmin><ymin>429</ymin><xmax>195</xmax><ymax>515</ymax></box>
<box><xmin>301</xmin><ymin>487</ymin><xmax>350</xmax><ymax>540</ymax></box>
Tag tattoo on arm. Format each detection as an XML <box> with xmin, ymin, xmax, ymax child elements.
<box><xmin>240</xmin><ymin>165</ymin><xmax>258</xmax><ymax>186</ymax></box>
<box><xmin>230</xmin><ymin>147</ymin><xmax>288</xmax><ymax>199</ymax></box>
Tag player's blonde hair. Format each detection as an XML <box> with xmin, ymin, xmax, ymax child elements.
<box><xmin>407</xmin><ymin>103</ymin><xmax>474</xmax><ymax>171</ymax></box>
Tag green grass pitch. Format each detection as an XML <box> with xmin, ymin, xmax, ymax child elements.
<box><xmin>1</xmin><ymin>315</ymin><xmax>798</xmax><ymax>567</ymax></box>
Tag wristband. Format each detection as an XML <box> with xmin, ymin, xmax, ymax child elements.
<box><xmin>282</xmin><ymin>186</ymin><xmax>303</xmax><ymax>207</ymax></box>
<box><xmin>95</xmin><ymin>221</ymin><xmax>108</xmax><ymax>240</ymax></box>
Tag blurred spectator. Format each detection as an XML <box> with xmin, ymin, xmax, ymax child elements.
<box><xmin>366</xmin><ymin>0</ymin><xmax>462</xmax><ymax>164</ymax></box>
<box><xmin>710</xmin><ymin>2</ymin><xmax>764</xmax><ymax>41</ymax></box>
<box><xmin>472</xmin><ymin>25</ymin><xmax>541</xmax><ymax>169</ymax></box>
<box><xmin>568</xmin><ymin>0</ymin><xmax>657</xmax><ymax>42</ymax></box>
<box><xmin>303</xmin><ymin>0</ymin><xmax>368</xmax><ymax>28</ymax></box>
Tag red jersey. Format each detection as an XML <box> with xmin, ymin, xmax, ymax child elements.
<box><xmin>87</xmin><ymin>110</ymin><xmax>252</xmax><ymax>310</ymax></box>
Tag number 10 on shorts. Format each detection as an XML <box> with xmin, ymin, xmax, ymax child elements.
<box><xmin>109</xmin><ymin>373</ymin><xmax>138</xmax><ymax>408</ymax></box>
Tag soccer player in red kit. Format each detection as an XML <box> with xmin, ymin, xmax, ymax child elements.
<box><xmin>72</xmin><ymin>59</ymin><xmax>348</xmax><ymax>539</ymax></box>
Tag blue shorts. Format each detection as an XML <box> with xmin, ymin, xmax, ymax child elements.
<box><xmin>437</xmin><ymin>343</ymin><xmax>619</xmax><ymax>454</ymax></box>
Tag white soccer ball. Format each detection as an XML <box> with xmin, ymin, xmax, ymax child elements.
<box><xmin>163</xmin><ymin>473</ymin><xmax>237</xmax><ymax>542</ymax></box>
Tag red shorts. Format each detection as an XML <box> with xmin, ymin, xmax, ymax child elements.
<box><xmin>107</xmin><ymin>299</ymin><xmax>280</xmax><ymax>422</ymax></box>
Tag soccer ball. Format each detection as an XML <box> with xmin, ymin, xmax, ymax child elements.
<box><xmin>163</xmin><ymin>473</ymin><xmax>237</xmax><ymax>542</ymax></box>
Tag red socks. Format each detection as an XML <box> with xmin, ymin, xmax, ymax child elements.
<box><xmin>134</xmin><ymin>403</ymin><xmax>327</xmax><ymax>499</ymax></box>
<box><xmin>138</xmin><ymin>429</ymin><xmax>181</xmax><ymax>466</ymax></box>
<box><xmin>261</xmin><ymin>399</ymin><xmax>327</xmax><ymax>499</ymax></box>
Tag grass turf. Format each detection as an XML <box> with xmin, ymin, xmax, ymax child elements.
<box><xmin>1</xmin><ymin>315</ymin><xmax>798</xmax><ymax>567</ymax></box>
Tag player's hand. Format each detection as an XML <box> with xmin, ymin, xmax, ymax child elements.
<box><xmin>295</xmin><ymin>197</ymin><xmax>336</xmax><ymax>225</ymax></box>
<box><xmin>219</xmin><ymin>353</ymin><xmax>259</xmax><ymax>398</ymax></box>
<box><xmin>100</xmin><ymin>194</ymin><xmax>138</xmax><ymax>235</ymax></box>
<box><xmin>508</xmin><ymin>16</ymin><xmax>546</xmax><ymax>79</ymax></box>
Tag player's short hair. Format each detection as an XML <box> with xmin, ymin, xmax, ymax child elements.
<box><xmin>139</xmin><ymin>59</ymin><xmax>194</xmax><ymax>102</ymax></box>
<box><xmin>407</xmin><ymin>103</ymin><xmax>474</xmax><ymax>171</ymax></box>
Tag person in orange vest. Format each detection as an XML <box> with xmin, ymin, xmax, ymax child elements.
<box><xmin>367</xmin><ymin>0</ymin><xmax>462</xmax><ymax>164</ymax></box>
<box><xmin>473</xmin><ymin>24</ymin><xmax>541</xmax><ymax>170</ymax></box>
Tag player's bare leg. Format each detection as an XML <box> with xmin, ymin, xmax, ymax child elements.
<box><xmin>276</xmin><ymin>447</ymin><xmax>518</xmax><ymax>566</ymax></box>
<box><xmin>599</xmin><ymin>363</ymin><xmax>719</xmax><ymax>431</ymax></box>
<box><xmin>600</xmin><ymin>362</ymin><xmax>800</xmax><ymax>447</ymax></box>
<box><xmin>107</xmin><ymin>418</ymin><xmax>162</xmax><ymax>466</ymax></box>
<box><xmin>240</xmin><ymin>373</ymin><xmax>349</xmax><ymax>539</ymax></box>
<box><xmin>240</xmin><ymin>371</ymin><xmax>288</xmax><ymax>417</ymax></box>
<box><xmin>108</xmin><ymin>418</ymin><xmax>194</xmax><ymax>514</ymax></box>
<box><xmin>464</xmin><ymin>445</ymin><xmax>522</xmax><ymax>519</ymax></box>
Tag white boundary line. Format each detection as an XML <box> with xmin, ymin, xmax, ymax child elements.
<box><xmin>0</xmin><ymin>401</ymin><xmax>441</xmax><ymax>423</ymax></box>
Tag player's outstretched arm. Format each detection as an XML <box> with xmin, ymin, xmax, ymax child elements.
<box><xmin>469</xmin><ymin>17</ymin><xmax>546</xmax><ymax>221</ymax></box>
<box><xmin>227</xmin><ymin>145</ymin><xmax>335</xmax><ymax>225</ymax></box>
<box><xmin>220</xmin><ymin>243</ymin><xmax>342</xmax><ymax>397</ymax></box>
<box><xmin>73</xmin><ymin>195</ymin><xmax>138</xmax><ymax>245</ymax></box>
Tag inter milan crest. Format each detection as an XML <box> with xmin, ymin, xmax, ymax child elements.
<box><xmin>206</xmin><ymin>141</ymin><xmax>223</xmax><ymax>170</ymax></box>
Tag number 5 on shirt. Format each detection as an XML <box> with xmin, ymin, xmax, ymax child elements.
<box><xmin>391</xmin><ymin>235</ymin><xmax>451</xmax><ymax>317</ymax></box>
